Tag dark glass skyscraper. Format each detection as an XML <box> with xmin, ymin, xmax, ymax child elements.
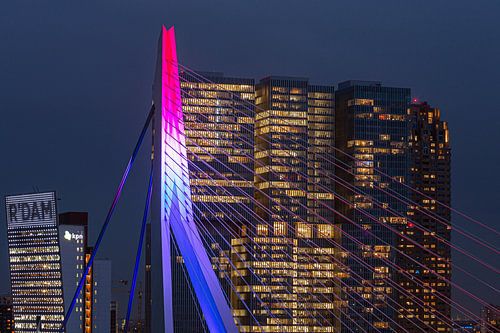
<box><xmin>335</xmin><ymin>81</ymin><xmax>411</xmax><ymax>332</ymax></box>
<box><xmin>170</xmin><ymin>71</ymin><xmax>255</xmax><ymax>332</ymax></box>
<box><xmin>397</xmin><ymin>101</ymin><xmax>451</xmax><ymax>332</ymax></box>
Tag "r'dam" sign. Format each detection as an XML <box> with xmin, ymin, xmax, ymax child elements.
<box><xmin>5</xmin><ymin>192</ymin><xmax>57</xmax><ymax>228</ymax></box>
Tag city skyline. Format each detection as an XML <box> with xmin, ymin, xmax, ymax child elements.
<box><xmin>0</xmin><ymin>1</ymin><xmax>499</xmax><ymax>328</ymax></box>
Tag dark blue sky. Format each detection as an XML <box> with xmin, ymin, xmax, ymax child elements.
<box><xmin>0</xmin><ymin>0</ymin><xmax>499</xmax><ymax>319</ymax></box>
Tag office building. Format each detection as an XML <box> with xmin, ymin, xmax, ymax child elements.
<box><xmin>59</xmin><ymin>212</ymin><xmax>88</xmax><ymax>333</ymax></box>
<box><xmin>4</xmin><ymin>191</ymin><xmax>65</xmax><ymax>332</ymax></box>
<box><xmin>0</xmin><ymin>296</ymin><xmax>14</xmax><ymax>333</ymax></box>
<box><xmin>231</xmin><ymin>76</ymin><xmax>340</xmax><ymax>332</ymax></box>
<box><xmin>335</xmin><ymin>81</ymin><xmax>412</xmax><ymax>332</ymax></box>
<box><xmin>397</xmin><ymin>101</ymin><xmax>452</xmax><ymax>331</ymax></box>
<box><xmin>166</xmin><ymin>71</ymin><xmax>255</xmax><ymax>332</ymax></box>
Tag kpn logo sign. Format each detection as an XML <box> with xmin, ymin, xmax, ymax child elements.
<box><xmin>5</xmin><ymin>191</ymin><xmax>57</xmax><ymax>228</ymax></box>
<box><xmin>64</xmin><ymin>230</ymin><xmax>83</xmax><ymax>242</ymax></box>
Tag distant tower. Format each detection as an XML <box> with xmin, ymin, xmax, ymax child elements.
<box><xmin>398</xmin><ymin>101</ymin><xmax>452</xmax><ymax>332</ymax></box>
<box><xmin>136</xmin><ymin>282</ymin><xmax>143</xmax><ymax>332</ymax></box>
<box><xmin>144</xmin><ymin>223</ymin><xmax>151</xmax><ymax>333</ymax></box>
<box><xmin>110</xmin><ymin>301</ymin><xmax>118</xmax><ymax>333</ymax></box>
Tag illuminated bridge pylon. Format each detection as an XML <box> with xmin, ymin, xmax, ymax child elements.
<box><xmin>150</xmin><ymin>26</ymin><xmax>238</xmax><ymax>333</ymax></box>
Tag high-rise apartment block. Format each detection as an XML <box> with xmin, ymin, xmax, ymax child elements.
<box><xmin>397</xmin><ymin>101</ymin><xmax>452</xmax><ymax>332</ymax></box>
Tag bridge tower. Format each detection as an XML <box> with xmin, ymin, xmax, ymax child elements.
<box><xmin>150</xmin><ymin>26</ymin><xmax>238</xmax><ymax>333</ymax></box>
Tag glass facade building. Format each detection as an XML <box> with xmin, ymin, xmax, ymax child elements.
<box><xmin>231</xmin><ymin>77</ymin><xmax>340</xmax><ymax>332</ymax></box>
<box><xmin>335</xmin><ymin>81</ymin><xmax>411</xmax><ymax>332</ymax></box>
<box><xmin>170</xmin><ymin>71</ymin><xmax>255</xmax><ymax>332</ymax></box>
<box><xmin>4</xmin><ymin>192</ymin><xmax>65</xmax><ymax>332</ymax></box>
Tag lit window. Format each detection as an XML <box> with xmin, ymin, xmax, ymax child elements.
<box><xmin>274</xmin><ymin>222</ymin><xmax>287</xmax><ymax>236</ymax></box>
<box><xmin>317</xmin><ymin>224</ymin><xmax>334</xmax><ymax>238</ymax></box>
<box><xmin>256</xmin><ymin>224</ymin><xmax>268</xmax><ymax>236</ymax></box>
<box><xmin>295</xmin><ymin>222</ymin><xmax>312</xmax><ymax>238</ymax></box>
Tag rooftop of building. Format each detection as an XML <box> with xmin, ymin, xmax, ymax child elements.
<box><xmin>59</xmin><ymin>211</ymin><xmax>88</xmax><ymax>226</ymax></box>
<box><xmin>181</xmin><ymin>70</ymin><xmax>255</xmax><ymax>85</ymax></box>
<box><xmin>338</xmin><ymin>80</ymin><xmax>382</xmax><ymax>89</ymax></box>
<box><xmin>259</xmin><ymin>75</ymin><xmax>310</xmax><ymax>83</ymax></box>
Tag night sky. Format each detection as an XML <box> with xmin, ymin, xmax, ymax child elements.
<box><xmin>1</xmin><ymin>0</ymin><xmax>499</xmax><ymax>320</ymax></box>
